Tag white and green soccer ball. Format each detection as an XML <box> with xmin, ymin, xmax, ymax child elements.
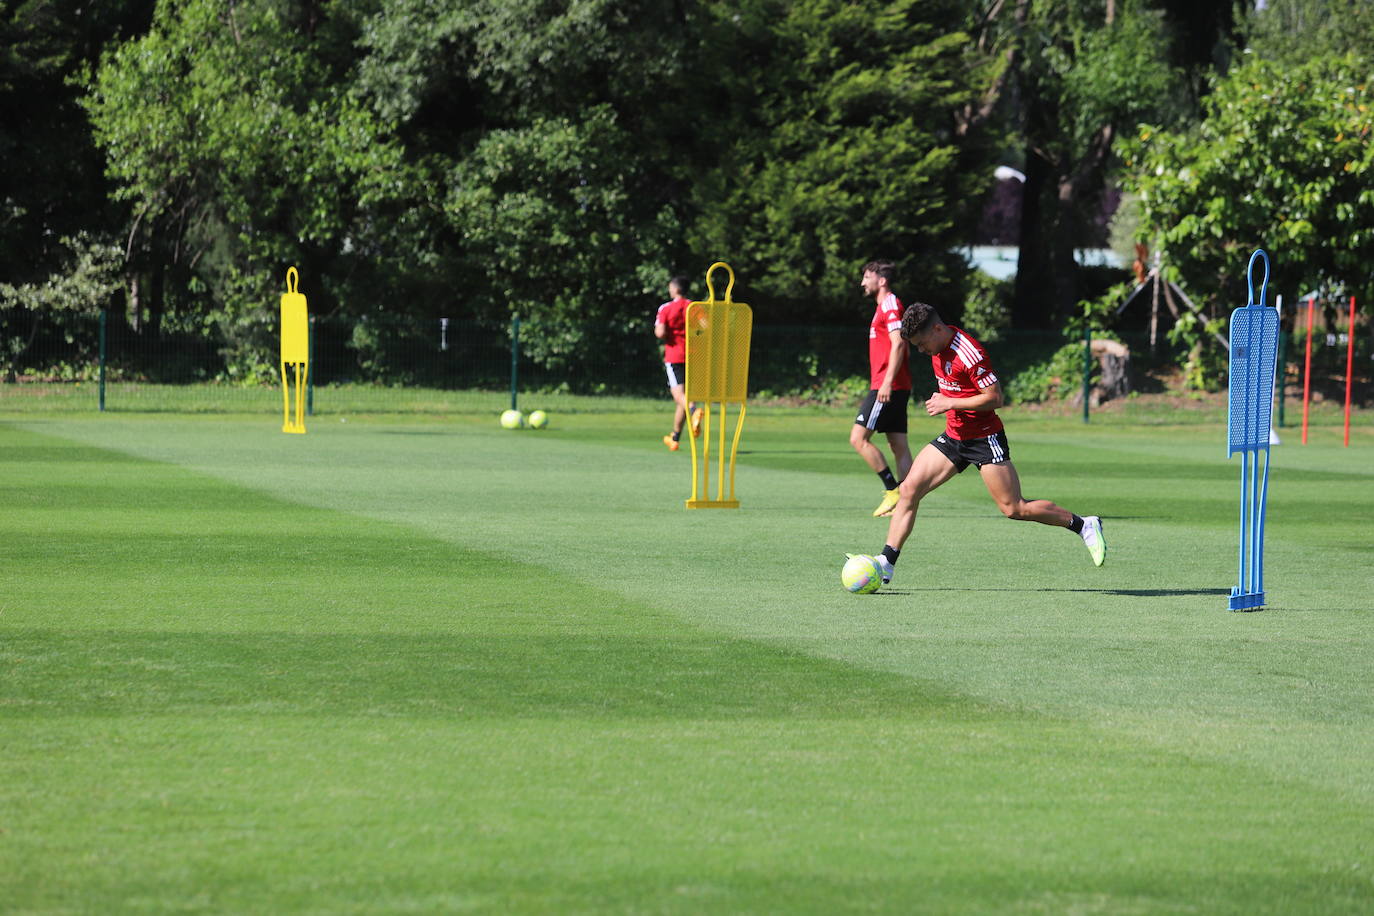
<box><xmin>527</xmin><ymin>409</ymin><xmax>548</xmax><ymax>429</ymax></box>
<box><xmin>500</xmin><ymin>409</ymin><xmax>525</xmax><ymax>429</ymax></box>
<box><xmin>841</xmin><ymin>554</ymin><xmax>882</xmax><ymax>594</ymax></box>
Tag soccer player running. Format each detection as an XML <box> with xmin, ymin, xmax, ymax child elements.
<box><xmin>654</xmin><ymin>275</ymin><xmax>702</xmax><ymax>451</ymax></box>
<box><xmin>852</xmin><ymin>260</ymin><xmax>914</xmax><ymax>517</ymax></box>
<box><xmin>870</xmin><ymin>302</ymin><xmax>1106</xmax><ymax>584</ymax></box>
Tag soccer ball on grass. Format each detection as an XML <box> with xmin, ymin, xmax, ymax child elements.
<box><xmin>527</xmin><ymin>409</ymin><xmax>548</xmax><ymax>429</ymax></box>
<box><xmin>841</xmin><ymin>554</ymin><xmax>882</xmax><ymax>594</ymax></box>
<box><xmin>500</xmin><ymin>409</ymin><xmax>525</xmax><ymax>429</ymax></box>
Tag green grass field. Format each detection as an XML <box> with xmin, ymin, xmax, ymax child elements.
<box><xmin>3</xmin><ymin>399</ymin><xmax>1372</xmax><ymax>913</ymax></box>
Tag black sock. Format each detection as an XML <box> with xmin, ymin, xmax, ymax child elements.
<box><xmin>672</xmin><ymin>430</ymin><xmax>681</xmax><ymax>441</ymax></box>
<box><xmin>878</xmin><ymin>468</ymin><xmax>899</xmax><ymax>490</ymax></box>
<box><xmin>881</xmin><ymin>545</ymin><xmax>900</xmax><ymax>565</ymax></box>
<box><xmin>1068</xmin><ymin>514</ymin><xmax>1084</xmax><ymax>534</ymax></box>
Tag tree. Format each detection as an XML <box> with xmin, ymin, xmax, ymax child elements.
<box><xmin>996</xmin><ymin>0</ymin><xmax>1185</xmax><ymax>328</ymax></box>
<box><xmin>684</xmin><ymin>0</ymin><xmax>986</xmax><ymax>320</ymax></box>
<box><xmin>0</xmin><ymin>0</ymin><xmax>153</xmax><ymax>317</ymax></box>
<box><xmin>82</xmin><ymin>0</ymin><xmax>406</xmax><ymax>369</ymax></box>
<box><xmin>1123</xmin><ymin>52</ymin><xmax>1374</xmax><ymax>386</ymax></box>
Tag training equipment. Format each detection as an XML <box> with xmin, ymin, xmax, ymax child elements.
<box><xmin>500</xmin><ymin>409</ymin><xmax>525</xmax><ymax>429</ymax></box>
<box><xmin>685</xmin><ymin>262</ymin><xmax>753</xmax><ymax>509</ymax></box>
<box><xmin>1298</xmin><ymin>292</ymin><xmax>1360</xmax><ymax>448</ymax></box>
<box><xmin>279</xmin><ymin>267</ymin><xmax>309</xmax><ymax>435</ymax></box>
<box><xmin>1227</xmin><ymin>249</ymin><xmax>1279</xmax><ymax>611</ymax></box>
<box><xmin>528</xmin><ymin>410</ymin><xmax>548</xmax><ymax>429</ymax></box>
<box><xmin>842</xmin><ymin>555</ymin><xmax>882</xmax><ymax>594</ymax></box>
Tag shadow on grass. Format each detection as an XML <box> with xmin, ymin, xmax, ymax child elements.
<box><xmin>884</xmin><ymin>586</ymin><xmax>1223</xmax><ymax>598</ymax></box>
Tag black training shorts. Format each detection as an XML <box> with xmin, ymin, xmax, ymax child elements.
<box><xmin>854</xmin><ymin>389</ymin><xmax>910</xmax><ymax>435</ymax></box>
<box><xmin>930</xmin><ymin>430</ymin><xmax>1011</xmax><ymax>472</ymax></box>
<box><xmin>665</xmin><ymin>362</ymin><xmax>686</xmax><ymax>389</ymax></box>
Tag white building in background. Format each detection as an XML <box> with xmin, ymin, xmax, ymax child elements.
<box><xmin>957</xmin><ymin>246</ymin><xmax>1125</xmax><ymax>282</ymax></box>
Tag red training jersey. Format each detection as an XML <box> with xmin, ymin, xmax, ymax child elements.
<box><xmin>868</xmin><ymin>292</ymin><xmax>912</xmax><ymax>390</ymax></box>
<box><xmin>656</xmin><ymin>296</ymin><xmax>690</xmax><ymax>363</ymax></box>
<box><xmin>930</xmin><ymin>326</ymin><xmax>1005</xmax><ymax>440</ymax></box>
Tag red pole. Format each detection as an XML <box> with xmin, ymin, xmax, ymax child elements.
<box><xmin>1302</xmin><ymin>294</ymin><xmax>1315</xmax><ymax>444</ymax></box>
<box><xmin>1344</xmin><ymin>294</ymin><xmax>1356</xmax><ymax>447</ymax></box>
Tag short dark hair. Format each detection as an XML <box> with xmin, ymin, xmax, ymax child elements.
<box><xmin>862</xmin><ymin>260</ymin><xmax>896</xmax><ymax>283</ymax></box>
<box><xmin>669</xmin><ymin>275</ymin><xmax>690</xmax><ymax>295</ymax></box>
<box><xmin>901</xmin><ymin>302</ymin><xmax>941</xmax><ymax>339</ymax></box>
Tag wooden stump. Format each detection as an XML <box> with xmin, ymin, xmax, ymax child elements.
<box><xmin>1071</xmin><ymin>339</ymin><xmax>1132</xmax><ymax>407</ymax></box>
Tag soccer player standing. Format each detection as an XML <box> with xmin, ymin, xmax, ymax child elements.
<box><xmin>851</xmin><ymin>260</ymin><xmax>914</xmax><ymax>516</ymax></box>
<box><xmin>654</xmin><ymin>276</ymin><xmax>702</xmax><ymax>451</ymax></box>
<box><xmin>870</xmin><ymin>302</ymin><xmax>1106</xmax><ymax>584</ymax></box>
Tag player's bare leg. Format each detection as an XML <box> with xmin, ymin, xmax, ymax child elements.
<box><xmin>980</xmin><ymin>461</ymin><xmax>1107</xmax><ymax>565</ymax></box>
<box><xmin>886</xmin><ymin>431</ymin><xmax>913</xmax><ymax>481</ymax></box>
<box><xmin>876</xmin><ymin>444</ymin><xmax>961</xmax><ymax>581</ymax></box>
<box><xmin>664</xmin><ymin>383</ymin><xmax>689</xmax><ymax>450</ymax></box>
<box><xmin>978</xmin><ymin>461</ymin><xmax>1073</xmax><ymax>525</ymax></box>
<box><xmin>849</xmin><ymin>424</ymin><xmax>889</xmax><ymax>474</ymax></box>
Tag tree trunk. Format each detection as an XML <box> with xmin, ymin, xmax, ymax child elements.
<box><xmin>149</xmin><ymin>261</ymin><xmax>164</xmax><ymax>339</ymax></box>
<box><xmin>1012</xmin><ymin>149</ymin><xmax>1054</xmax><ymax>329</ymax></box>
<box><xmin>1072</xmin><ymin>339</ymin><xmax>1131</xmax><ymax>407</ymax></box>
<box><xmin>128</xmin><ymin>273</ymin><xmax>142</xmax><ymax>333</ymax></box>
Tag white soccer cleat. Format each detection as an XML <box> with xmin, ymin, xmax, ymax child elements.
<box><xmin>1081</xmin><ymin>516</ymin><xmax>1106</xmax><ymax>567</ymax></box>
<box><xmin>874</xmin><ymin>554</ymin><xmax>894</xmax><ymax>585</ymax></box>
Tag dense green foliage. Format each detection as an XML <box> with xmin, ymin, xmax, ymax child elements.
<box><xmin>70</xmin><ymin>0</ymin><xmax>992</xmax><ymax>378</ymax></box>
<box><xmin>9</xmin><ymin>0</ymin><xmax>1371</xmax><ymax>397</ymax></box>
<box><xmin>1122</xmin><ymin>0</ymin><xmax>1374</xmax><ymax>388</ymax></box>
<box><xmin>1000</xmin><ymin>0</ymin><xmax>1187</xmax><ymax>326</ymax></box>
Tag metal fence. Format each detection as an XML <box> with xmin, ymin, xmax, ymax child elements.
<box><xmin>1</xmin><ymin>306</ymin><xmax>1367</xmax><ymax>415</ymax></box>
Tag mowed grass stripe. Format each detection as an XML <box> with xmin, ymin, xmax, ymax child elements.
<box><xmin>3</xmin><ymin>425</ymin><xmax>1374</xmax><ymax>911</ymax></box>
<box><xmin>10</xmin><ymin>415</ymin><xmax>1374</xmax><ymax>808</ymax></box>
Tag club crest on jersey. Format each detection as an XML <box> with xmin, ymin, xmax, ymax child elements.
<box><xmin>943</xmin><ymin>360</ymin><xmax>952</xmax><ymax>375</ymax></box>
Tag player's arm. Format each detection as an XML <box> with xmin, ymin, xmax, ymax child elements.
<box><xmin>654</xmin><ymin>320</ymin><xmax>667</xmax><ymax>340</ymax></box>
<box><xmin>925</xmin><ymin>382</ymin><xmax>1004</xmax><ymax>416</ymax></box>
<box><xmin>876</xmin><ymin>328</ymin><xmax>907</xmax><ymax>402</ymax></box>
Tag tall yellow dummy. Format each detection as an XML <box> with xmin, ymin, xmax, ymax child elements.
<box><xmin>685</xmin><ymin>262</ymin><xmax>752</xmax><ymax>508</ymax></box>
<box><xmin>280</xmin><ymin>267</ymin><xmax>309</xmax><ymax>434</ymax></box>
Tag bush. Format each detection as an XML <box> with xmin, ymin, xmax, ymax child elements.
<box><xmin>1005</xmin><ymin>342</ymin><xmax>1095</xmax><ymax>404</ymax></box>
<box><xmin>961</xmin><ymin>272</ymin><xmax>1013</xmax><ymax>342</ymax></box>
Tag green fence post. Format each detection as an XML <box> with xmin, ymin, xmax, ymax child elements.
<box><xmin>98</xmin><ymin>309</ymin><xmax>107</xmax><ymax>412</ymax></box>
<box><xmin>1082</xmin><ymin>323</ymin><xmax>1091</xmax><ymax>424</ymax></box>
<box><xmin>510</xmin><ymin>315</ymin><xmax>520</xmax><ymax>411</ymax></box>
<box><xmin>307</xmin><ymin>315</ymin><xmax>315</xmax><ymax>417</ymax></box>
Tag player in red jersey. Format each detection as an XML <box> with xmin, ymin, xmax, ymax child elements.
<box><xmin>850</xmin><ymin>261</ymin><xmax>913</xmax><ymax>516</ymax></box>
<box><xmin>867</xmin><ymin>301</ymin><xmax>1106</xmax><ymax>584</ymax></box>
<box><xmin>654</xmin><ymin>276</ymin><xmax>702</xmax><ymax>451</ymax></box>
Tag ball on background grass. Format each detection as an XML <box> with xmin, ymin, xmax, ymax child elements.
<box><xmin>500</xmin><ymin>409</ymin><xmax>525</xmax><ymax>429</ymax></box>
<box><xmin>841</xmin><ymin>554</ymin><xmax>882</xmax><ymax>594</ymax></box>
<box><xmin>527</xmin><ymin>410</ymin><xmax>548</xmax><ymax>429</ymax></box>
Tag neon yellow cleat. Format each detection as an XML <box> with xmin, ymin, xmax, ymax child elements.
<box><xmin>872</xmin><ymin>488</ymin><xmax>900</xmax><ymax>517</ymax></box>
